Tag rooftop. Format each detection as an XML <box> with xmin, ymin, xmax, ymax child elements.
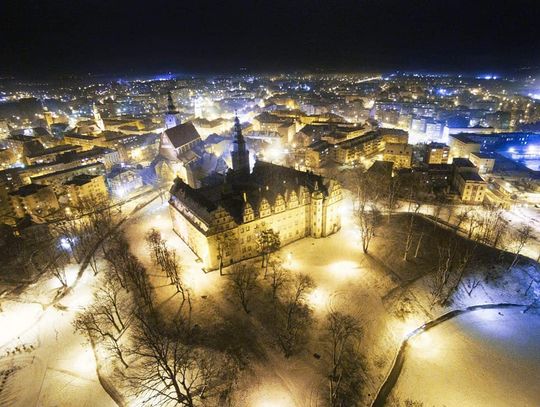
<box><xmin>64</xmin><ymin>174</ymin><xmax>101</xmax><ymax>187</ymax></box>
<box><xmin>164</xmin><ymin>122</ymin><xmax>201</xmax><ymax>148</ymax></box>
<box><xmin>170</xmin><ymin>160</ymin><xmax>329</xmax><ymax>225</ymax></box>
<box><xmin>31</xmin><ymin>162</ymin><xmax>104</xmax><ymax>181</ymax></box>
<box><xmin>427</xmin><ymin>142</ymin><xmax>448</xmax><ymax>149</ymax></box>
<box><xmin>9</xmin><ymin>183</ymin><xmax>49</xmax><ymax>197</ymax></box>
<box><xmin>470</xmin><ymin>151</ymin><xmax>496</xmax><ymax>159</ymax></box>
<box><xmin>452</xmin><ymin>158</ymin><xmax>476</xmax><ymax>168</ymax></box>
<box><xmin>450</xmin><ymin>134</ymin><xmax>479</xmax><ymax>144</ymax></box>
<box><xmin>459</xmin><ymin>172</ymin><xmax>485</xmax><ymax>182</ymax></box>
<box><xmin>26</xmin><ymin>144</ymin><xmax>81</xmax><ymax>158</ymax></box>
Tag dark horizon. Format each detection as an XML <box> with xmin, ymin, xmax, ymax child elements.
<box><xmin>2</xmin><ymin>0</ymin><xmax>540</xmax><ymax>79</ymax></box>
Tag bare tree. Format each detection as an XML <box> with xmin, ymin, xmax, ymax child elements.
<box><xmin>466</xmin><ymin>210</ymin><xmax>481</xmax><ymax>239</ymax></box>
<box><xmin>430</xmin><ymin>194</ymin><xmax>447</xmax><ymax>231</ymax></box>
<box><xmin>353</xmin><ymin>171</ymin><xmax>382</xmax><ymax>254</ymax></box>
<box><xmin>88</xmin><ymin>251</ymin><xmax>99</xmax><ymax>276</ymax></box>
<box><xmin>163</xmin><ymin>248</ymin><xmax>192</xmax><ymax>326</ymax></box>
<box><xmin>384</xmin><ymin>176</ymin><xmax>401</xmax><ymax>222</ymax></box>
<box><xmin>430</xmin><ymin>229</ymin><xmax>479</xmax><ymax>305</ymax></box>
<box><xmin>104</xmin><ymin>233</ymin><xmax>133</xmax><ymax>290</ymax></box>
<box><xmin>215</xmin><ymin>233</ymin><xmax>237</xmax><ymax>276</ymax></box>
<box><xmin>268</xmin><ymin>258</ymin><xmax>289</xmax><ymax>302</ymax></box>
<box><xmin>275</xmin><ymin>273</ymin><xmax>314</xmax><ymax>357</ymax></box>
<box><xmin>85</xmin><ymin>199</ymin><xmax>119</xmax><ymax>240</ymax></box>
<box><xmin>50</xmin><ymin>257</ymin><xmax>69</xmax><ymax>289</ymax></box>
<box><xmin>507</xmin><ymin>225</ymin><xmax>533</xmax><ymax>272</ymax></box>
<box><xmin>256</xmin><ymin>228</ymin><xmax>281</xmax><ymax>277</ymax></box>
<box><xmin>145</xmin><ymin>229</ymin><xmax>191</xmax><ymax>321</ymax></box>
<box><xmin>414</xmin><ymin>225</ymin><xmax>425</xmax><ymax>258</ymax></box>
<box><xmin>126</xmin><ymin>311</ymin><xmax>237</xmax><ymax>407</ymax></box>
<box><xmin>441</xmin><ymin>243</ymin><xmax>477</xmax><ymax>304</ymax></box>
<box><xmin>323</xmin><ymin>311</ymin><xmax>363</xmax><ymax>407</ymax></box>
<box><xmin>125</xmin><ymin>255</ymin><xmax>155</xmax><ymax>312</ymax></box>
<box><xmin>403</xmin><ymin>200</ymin><xmax>422</xmax><ymax>261</ymax></box>
<box><xmin>44</xmin><ymin>240</ymin><xmax>70</xmax><ymax>289</ymax></box>
<box><xmin>145</xmin><ymin>228</ymin><xmax>166</xmax><ymax>267</ymax></box>
<box><xmin>430</xmin><ymin>239</ymin><xmax>457</xmax><ymax>305</ymax></box>
<box><xmin>228</xmin><ymin>264</ymin><xmax>259</xmax><ymax>313</ymax></box>
<box><xmin>74</xmin><ymin>278</ymin><xmax>132</xmax><ymax>368</ymax></box>
<box><xmin>355</xmin><ymin>203</ymin><xmax>381</xmax><ymax>254</ymax></box>
<box><xmin>53</xmin><ymin>219</ymin><xmax>90</xmax><ymax>263</ymax></box>
<box><xmin>463</xmin><ymin>277</ymin><xmax>482</xmax><ymax>297</ymax></box>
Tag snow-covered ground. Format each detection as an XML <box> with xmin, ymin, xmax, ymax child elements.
<box><xmin>0</xmin><ymin>270</ymin><xmax>115</xmax><ymax>407</ymax></box>
<box><xmin>0</xmin><ymin>191</ymin><xmax>160</xmax><ymax>407</ymax></box>
<box><xmin>391</xmin><ymin>308</ymin><xmax>540</xmax><ymax>406</ymax></box>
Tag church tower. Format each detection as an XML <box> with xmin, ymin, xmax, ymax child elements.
<box><xmin>43</xmin><ymin>108</ymin><xmax>53</xmax><ymax>129</ymax></box>
<box><xmin>230</xmin><ymin>115</ymin><xmax>250</xmax><ymax>178</ymax></box>
<box><xmin>92</xmin><ymin>102</ymin><xmax>104</xmax><ymax>131</ymax></box>
<box><xmin>164</xmin><ymin>91</ymin><xmax>180</xmax><ymax>129</ymax></box>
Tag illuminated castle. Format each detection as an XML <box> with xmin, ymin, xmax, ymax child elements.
<box><xmin>169</xmin><ymin>117</ymin><xmax>342</xmax><ymax>270</ymax></box>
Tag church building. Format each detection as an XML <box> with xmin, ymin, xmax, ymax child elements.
<box><xmin>169</xmin><ymin>116</ymin><xmax>342</xmax><ymax>270</ymax></box>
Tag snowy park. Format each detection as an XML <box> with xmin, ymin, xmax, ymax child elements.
<box><xmin>0</xmin><ymin>188</ymin><xmax>538</xmax><ymax>406</ymax></box>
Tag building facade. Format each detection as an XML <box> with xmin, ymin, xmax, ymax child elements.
<box><xmin>452</xmin><ymin>158</ymin><xmax>487</xmax><ymax>203</ymax></box>
<box><xmin>469</xmin><ymin>152</ymin><xmax>496</xmax><ymax>174</ymax></box>
<box><xmin>425</xmin><ymin>142</ymin><xmax>450</xmax><ymax>164</ymax></box>
<box><xmin>64</xmin><ymin>174</ymin><xmax>108</xmax><ymax>207</ymax></box>
<box><xmin>448</xmin><ymin>134</ymin><xmax>481</xmax><ymax>160</ymax></box>
<box><xmin>9</xmin><ymin>184</ymin><xmax>60</xmax><ymax>219</ymax></box>
<box><xmin>383</xmin><ymin>143</ymin><xmax>412</xmax><ymax>168</ymax></box>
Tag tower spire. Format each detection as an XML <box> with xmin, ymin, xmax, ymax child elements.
<box><xmin>230</xmin><ymin>114</ymin><xmax>250</xmax><ymax>177</ymax></box>
<box><xmin>164</xmin><ymin>90</ymin><xmax>180</xmax><ymax>129</ymax></box>
<box><xmin>167</xmin><ymin>90</ymin><xmax>179</xmax><ymax>113</ymax></box>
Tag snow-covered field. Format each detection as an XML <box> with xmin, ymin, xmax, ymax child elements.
<box><xmin>0</xmin><ymin>273</ymin><xmax>116</xmax><ymax>407</ymax></box>
<box><xmin>391</xmin><ymin>308</ymin><xmax>540</xmax><ymax>406</ymax></box>
<box><xmin>0</xmin><ymin>192</ymin><xmax>161</xmax><ymax>407</ymax></box>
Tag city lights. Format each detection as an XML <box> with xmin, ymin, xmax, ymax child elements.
<box><xmin>0</xmin><ymin>5</ymin><xmax>538</xmax><ymax>405</ymax></box>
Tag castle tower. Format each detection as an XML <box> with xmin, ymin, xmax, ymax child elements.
<box><xmin>165</xmin><ymin>91</ymin><xmax>180</xmax><ymax>129</ymax></box>
<box><xmin>92</xmin><ymin>102</ymin><xmax>105</xmax><ymax>131</ymax></box>
<box><xmin>310</xmin><ymin>181</ymin><xmax>324</xmax><ymax>238</ymax></box>
<box><xmin>230</xmin><ymin>115</ymin><xmax>250</xmax><ymax>178</ymax></box>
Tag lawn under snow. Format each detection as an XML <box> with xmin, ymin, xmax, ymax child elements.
<box><xmin>390</xmin><ymin>307</ymin><xmax>540</xmax><ymax>406</ymax></box>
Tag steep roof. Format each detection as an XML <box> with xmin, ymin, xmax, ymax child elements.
<box><xmin>170</xmin><ymin>160</ymin><xmax>330</xmax><ymax>225</ymax></box>
<box><xmin>164</xmin><ymin>122</ymin><xmax>201</xmax><ymax>149</ymax></box>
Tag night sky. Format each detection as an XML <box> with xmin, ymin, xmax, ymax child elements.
<box><xmin>1</xmin><ymin>0</ymin><xmax>539</xmax><ymax>77</ymax></box>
